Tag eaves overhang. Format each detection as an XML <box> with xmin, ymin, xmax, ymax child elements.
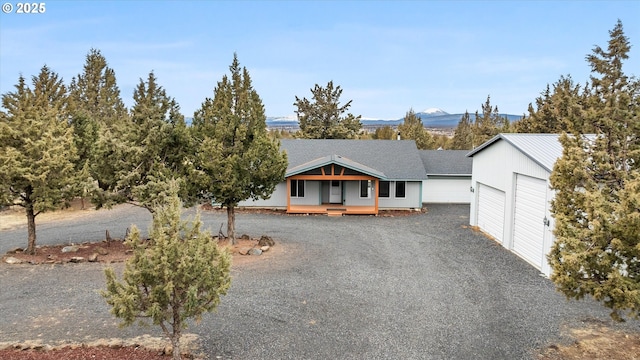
<box><xmin>286</xmin><ymin>154</ymin><xmax>387</xmax><ymax>179</ymax></box>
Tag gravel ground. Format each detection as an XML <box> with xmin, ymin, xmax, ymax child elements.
<box><xmin>1</xmin><ymin>204</ymin><xmax>638</xmax><ymax>359</ymax></box>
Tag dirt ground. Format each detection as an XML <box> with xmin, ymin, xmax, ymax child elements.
<box><xmin>537</xmin><ymin>323</ymin><xmax>640</xmax><ymax>359</ymax></box>
<box><xmin>2</xmin><ymin>235</ymin><xmax>276</xmax><ymax>265</ymax></box>
<box><xmin>0</xmin><ymin>199</ymin><xmax>98</xmax><ymax>231</ymax></box>
<box><xmin>0</xmin><ymin>345</ymin><xmax>180</xmax><ymax>359</ymax></box>
<box><xmin>1</xmin><ymin>202</ymin><xmax>639</xmax><ymax>359</ymax></box>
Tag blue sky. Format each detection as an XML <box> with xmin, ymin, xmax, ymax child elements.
<box><xmin>1</xmin><ymin>1</ymin><xmax>638</xmax><ymax>119</ymax></box>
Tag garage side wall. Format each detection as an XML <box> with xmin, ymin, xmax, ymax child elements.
<box><xmin>469</xmin><ymin>140</ymin><xmax>555</xmax><ymax>275</ymax></box>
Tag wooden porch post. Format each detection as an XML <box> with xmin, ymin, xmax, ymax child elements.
<box><xmin>374</xmin><ymin>179</ymin><xmax>379</xmax><ymax>214</ymax></box>
<box><xmin>286</xmin><ymin>178</ymin><xmax>291</xmax><ymax>213</ymax></box>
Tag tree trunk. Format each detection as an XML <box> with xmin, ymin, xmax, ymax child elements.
<box><xmin>25</xmin><ymin>200</ymin><xmax>37</xmax><ymax>255</ymax></box>
<box><xmin>170</xmin><ymin>330</ymin><xmax>181</xmax><ymax>360</ymax></box>
<box><xmin>227</xmin><ymin>205</ymin><xmax>236</xmax><ymax>245</ymax></box>
<box><xmin>170</xmin><ymin>298</ymin><xmax>182</xmax><ymax>360</ymax></box>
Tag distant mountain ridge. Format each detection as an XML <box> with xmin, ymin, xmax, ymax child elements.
<box><xmin>266</xmin><ymin>108</ymin><xmax>522</xmax><ymax>129</ymax></box>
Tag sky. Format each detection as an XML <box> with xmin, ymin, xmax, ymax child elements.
<box><xmin>1</xmin><ymin>1</ymin><xmax>638</xmax><ymax>120</ymax></box>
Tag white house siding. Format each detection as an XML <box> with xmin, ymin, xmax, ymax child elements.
<box><xmin>343</xmin><ymin>181</ymin><xmax>376</xmax><ymax>206</ymax></box>
<box><xmin>469</xmin><ymin>139</ymin><xmax>556</xmax><ymax>276</ymax></box>
<box><xmin>289</xmin><ymin>180</ymin><xmax>321</xmax><ymax>206</ymax></box>
<box><xmin>240</xmin><ymin>180</ymin><xmax>422</xmax><ymax>210</ymax></box>
<box><xmin>422</xmin><ymin>177</ymin><xmax>472</xmax><ymax>204</ymax></box>
<box><xmin>238</xmin><ymin>182</ymin><xmax>288</xmax><ymax>208</ymax></box>
<box><xmin>378</xmin><ymin>181</ymin><xmax>422</xmax><ymax>209</ymax></box>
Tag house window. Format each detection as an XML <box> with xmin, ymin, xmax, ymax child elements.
<box><xmin>379</xmin><ymin>181</ymin><xmax>390</xmax><ymax>198</ymax></box>
<box><xmin>290</xmin><ymin>179</ymin><xmax>305</xmax><ymax>197</ymax></box>
<box><xmin>360</xmin><ymin>180</ymin><xmax>371</xmax><ymax>198</ymax></box>
<box><xmin>395</xmin><ymin>181</ymin><xmax>406</xmax><ymax>198</ymax></box>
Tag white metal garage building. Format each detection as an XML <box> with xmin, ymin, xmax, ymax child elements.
<box><xmin>420</xmin><ymin>150</ymin><xmax>472</xmax><ymax>204</ymax></box>
<box><xmin>467</xmin><ymin>134</ymin><xmax>564</xmax><ymax>276</ymax></box>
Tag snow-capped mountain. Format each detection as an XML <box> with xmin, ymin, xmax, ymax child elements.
<box><xmin>417</xmin><ymin>108</ymin><xmax>449</xmax><ymax>117</ymax></box>
<box><xmin>268</xmin><ymin>115</ymin><xmax>298</xmax><ymax>122</ymax></box>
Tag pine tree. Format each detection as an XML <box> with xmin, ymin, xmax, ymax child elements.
<box><xmin>451</xmin><ymin>111</ymin><xmax>474</xmax><ymax>150</ymax></box>
<box><xmin>68</xmin><ymin>49</ymin><xmax>129</xmax><ymax>206</ymax></box>
<box><xmin>294</xmin><ymin>81</ymin><xmax>362</xmax><ymax>139</ymax></box>
<box><xmin>549</xmin><ymin>20</ymin><xmax>640</xmax><ymax>321</ymax></box>
<box><xmin>103</xmin><ymin>181</ymin><xmax>231</xmax><ymax>360</ymax></box>
<box><xmin>117</xmin><ymin>72</ymin><xmax>194</xmax><ymax>212</ymax></box>
<box><xmin>0</xmin><ymin>66</ymin><xmax>80</xmax><ymax>254</ymax></box>
<box><xmin>397</xmin><ymin>108</ymin><xmax>434</xmax><ymax>149</ymax></box>
<box><xmin>192</xmin><ymin>54</ymin><xmax>287</xmax><ymax>244</ymax></box>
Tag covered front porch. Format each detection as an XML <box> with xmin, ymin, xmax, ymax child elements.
<box><xmin>285</xmin><ymin>156</ymin><xmax>383</xmax><ymax>216</ymax></box>
<box><xmin>287</xmin><ymin>204</ymin><xmax>378</xmax><ymax>216</ymax></box>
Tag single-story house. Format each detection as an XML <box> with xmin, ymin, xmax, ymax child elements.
<box><xmin>239</xmin><ymin>139</ymin><xmax>426</xmax><ymax>216</ymax></box>
<box><xmin>420</xmin><ymin>150</ymin><xmax>472</xmax><ymax>204</ymax></box>
<box><xmin>467</xmin><ymin>133</ymin><xmax>565</xmax><ymax>276</ymax></box>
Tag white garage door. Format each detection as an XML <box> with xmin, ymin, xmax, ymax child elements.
<box><xmin>423</xmin><ymin>177</ymin><xmax>471</xmax><ymax>203</ymax></box>
<box><xmin>476</xmin><ymin>183</ymin><xmax>505</xmax><ymax>242</ymax></box>
<box><xmin>512</xmin><ymin>174</ymin><xmax>547</xmax><ymax>269</ymax></box>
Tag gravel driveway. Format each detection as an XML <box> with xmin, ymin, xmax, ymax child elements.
<box><xmin>1</xmin><ymin>204</ymin><xmax>637</xmax><ymax>359</ymax></box>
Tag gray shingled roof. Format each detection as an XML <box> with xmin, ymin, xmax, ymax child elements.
<box><xmin>419</xmin><ymin>150</ymin><xmax>472</xmax><ymax>176</ymax></box>
<box><xmin>280</xmin><ymin>139</ymin><xmax>426</xmax><ymax>180</ymax></box>
<box><xmin>466</xmin><ymin>133</ymin><xmax>564</xmax><ymax>172</ymax></box>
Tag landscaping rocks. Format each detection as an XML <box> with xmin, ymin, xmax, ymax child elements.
<box><xmin>4</xmin><ymin>256</ymin><xmax>22</xmax><ymax>264</ymax></box>
<box><xmin>61</xmin><ymin>245</ymin><xmax>79</xmax><ymax>253</ymax></box>
<box><xmin>258</xmin><ymin>235</ymin><xmax>274</xmax><ymax>247</ymax></box>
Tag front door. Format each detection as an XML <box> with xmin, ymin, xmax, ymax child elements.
<box><xmin>330</xmin><ymin>180</ymin><xmax>342</xmax><ymax>204</ymax></box>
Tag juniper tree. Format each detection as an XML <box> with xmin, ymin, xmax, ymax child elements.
<box><xmin>0</xmin><ymin>66</ymin><xmax>80</xmax><ymax>254</ymax></box>
<box><xmin>372</xmin><ymin>125</ymin><xmax>396</xmax><ymax>140</ymax></box>
<box><xmin>472</xmin><ymin>95</ymin><xmax>508</xmax><ymax>146</ymax></box>
<box><xmin>551</xmin><ymin>76</ymin><xmax>587</xmax><ymax>133</ymax></box>
<box><xmin>451</xmin><ymin>111</ymin><xmax>473</xmax><ymax>150</ymax></box>
<box><xmin>514</xmin><ymin>85</ymin><xmax>554</xmax><ymax>133</ymax></box>
<box><xmin>68</xmin><ymin>49</ymin><xmax>130</xmax><ymax>206</ymax></box>
<box><xmin>549</xmin><ymin>20</ymin><xmax>640</xmax><ymax>321</ymax></box>
<box><xmin>397</xmin><ymin>108</ymin><xmax>434</xmax><ymax>149</ymax></box>
<box><xmin>514</xmin><ymin>76</ymin><xmax>585</xmax><ymax>134</ymax></box>
<box><xmin>432</xmin><ymin>134</ymin><xmax>452</xmax><ymax>150</ymax></box>
<box><xmin>118</xmin><ymin>71</ymin><xmax>194</xmax><ymax>212</ymax></box>
<box><xmin>192</xmin><ymin>54</ymin><xmax>287</xmax><ymax>243</ymax></box>
<box><xmin>103</xmin><ymin>182</ymin><xmax>231</xmax><ymax>360</ymax></box>
<box><xmin>294</xmin><ymin>81</ymin><xmax>362</xmax><ymax>139</ymax></box>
